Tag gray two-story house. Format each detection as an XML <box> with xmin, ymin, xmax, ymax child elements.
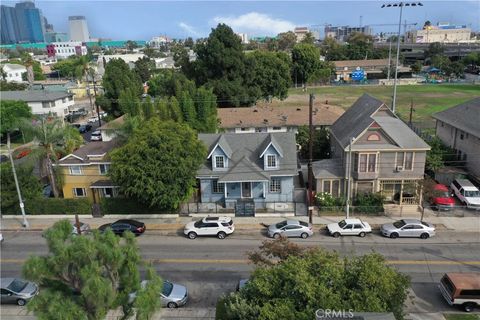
<box><xmin>432</xmin><ymin>97</ymin><xmax>480</xmax><ymax>181</ymax></box>
<box><xmin>196</xmin><ymin>133</ymin><xmax>299</xmax><ymax>214</ymax></box>
<box><xmin>312</xmin><ymin>94</ymin><xmax>430</xmax><ymax>205</ymax></box>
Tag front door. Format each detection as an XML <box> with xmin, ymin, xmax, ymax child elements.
<box><xmin>241</xmin><ymin>182</ymin><xmax>251</xmax><ymax>198</ymax></box>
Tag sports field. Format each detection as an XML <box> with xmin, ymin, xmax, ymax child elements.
<box><xmin>260</xmin><ymin>84</ymin><xmax>479</xmax><ymax>125</ymax></box>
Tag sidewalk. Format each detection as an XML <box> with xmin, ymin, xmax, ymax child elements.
<box><xmin>1</xmin><ymin>212</ymin><xmax>479</xmax><ymax>232</ymax></box>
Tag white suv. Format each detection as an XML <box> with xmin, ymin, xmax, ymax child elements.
<box><xmin>184</xmin><ymin>217</ymin><xmax>235</xmax><ymax>239</ymax></box>
<box><xmin>451</xmin><ymin>179</ymin><xmax>480</xmax><ymax>210</ymax></box>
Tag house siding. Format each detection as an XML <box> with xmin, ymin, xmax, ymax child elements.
<box><xmin>61</xmin><ymin>165</ymin><xmax>104</xmax><ymax>200</ymax></box>
<box><xmin>436</xmin><ymin>121</ymin><xmax>480</xmax><ymax>177</ymax></box>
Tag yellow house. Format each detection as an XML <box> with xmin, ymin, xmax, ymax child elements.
<box><xmin>58</xmin><ymin>140</ymin><xmax>120</xmax><ymax>202</ymax></box>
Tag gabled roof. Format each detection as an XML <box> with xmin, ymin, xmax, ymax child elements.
<box><xmin>259</xmin><ymin>134</ymin><xmax>284</xmax><ymax>158</ymax></box>
<box><xmin>58</xmin><ymin>139</ymin><xmax>120</xmax><ymax>165</ymax></box>
<box><xmin>432</xmin><ymin>97</ymin><xmax>480</xmax><ymax>138</ymax></box>
<box><xmin>207</xmin><ymin>135</ymin><xmax>233</xmax><ymax>159</ymax></box>
<box><xmin>331</xmin><ymin>94</ymin><xmax>384</xmax><ymax>148</ymax></box>
<box><xmin>1</xmin><ymin>90</ymin><xmax>73</xmax><ymax>102</ymax></box>
<box><xmin>331</xmin><ymin>94</ymin><xmax>430</xmax><ymax>150</ymax></box>
<box><xmin>198</xmin><ymin>132</ymin><xmax>297</xmax><ymax>182</ymax></box>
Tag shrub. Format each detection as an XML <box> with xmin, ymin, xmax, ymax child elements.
<box><xmin>315</xmin><ymin>192</ymin><xmax>346</xmax><ymax>212</ymax></box>
<box><xmin>7</xmin><ymin>198</ymin><xmax>92</xmax><ymax>215</ymax></box>
<box><xmin>353</xmin><ymin>192</ymin><xmax>384</xmax><ymax>214</ymax></box>
<box><xmin>100</xmin><ymin>198</ymin><xmax>174</xmax><ymax>215</ymax></box>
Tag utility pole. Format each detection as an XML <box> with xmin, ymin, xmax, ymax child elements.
<box><xmin>7</xmin><ymin>133</ymin><xmax>28</xmax><ymax>228</ymax></box>
<box><xmin>391</xmin><ymin>2</ymin><xmax>403</xmax><ymax>114</ymax></box>
<box><xmin>307</xmin><ymin>93</ymin><xmax>315</xmax><ymax>224</ymax></box>
<box><xmin>91</xmin><ymin>73</ymin><xmax>102</xmax><ymax>126</ymax></box>
<box><xmin>346</xmin><ymin>137</ymin><xmax>354</xmax><ymax>219</ymax></box>
<box><xmin>387</xmin><ymin>37</ymin><xmax>393</xmax><ymax>81</ymax></box>
<box><xmin>409</xmin><ymin>99</ymin><xmax>415</xmax><ymax>126</ymax></box>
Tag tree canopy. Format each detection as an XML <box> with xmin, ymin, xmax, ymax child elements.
<box><xmin>134</xmin><ymin>57</ymin><xmax>156</xmax><ymax>83</ymax></box>
<box><xmin>217</xmin><ymin>238</ymin><xmax>410</xmax><ymax>320</ymax></box>
<box><xmin>291</xmin><ymin>43</ymin><xmax>322</xmax><ymax>85</ymax></box>
<box><xmin>109</xmin><ymin>119</ymin><xmax>206</xmax><ymax>209</ymax></box>
<box><xmin>1</xmin><ymin>163</ymin><xmax>42</xmax><ymax>214</ymax></box>
<box><xmin>97</xmin><ymin>59</ymin><xmax>143</xmax><ymax>117</ymax></box>
<box><xmin>0</xmin><ymin>100</ymin><xmax>32</xmax><ymax>134</ymax></box>
<box><xmin>23</xmin><ymin>220</ymin><xmax>163</xmax><ymax>320</ymax></box>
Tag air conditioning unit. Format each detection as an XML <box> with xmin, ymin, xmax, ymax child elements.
<box><xmin>396</xmin><ymin>166</ymin><xmax>404</xmax><ymax>172</ymax></box>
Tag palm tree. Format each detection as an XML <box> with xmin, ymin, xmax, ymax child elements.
<box><xmin>21</xmin><ymin>117</ymin><xmax>83</xmax><ymax>197</ymax></box>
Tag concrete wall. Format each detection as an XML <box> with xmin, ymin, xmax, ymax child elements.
<box><xmin>436</xmin><ymin>120</ymin><xmax>480</xmax><ymax>177</ymax></box>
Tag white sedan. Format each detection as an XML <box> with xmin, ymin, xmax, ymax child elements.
<box><xmin>326</xmin><ymin>218</ymin><xmax>372</xmax><ymax>238</ymax></box>
<box><xmin>87</xmin><ymin>116</ymin><xmax>98</xmax><ymax>123</ymax></box>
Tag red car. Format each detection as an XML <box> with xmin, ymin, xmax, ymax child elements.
<box><xmin>430</xmin><ymin>184</ymin><xmax>455</xmax><ymax>211</ymax></box>
<box><xmin>14</xmin><ymin>148</ymin><xmax>32</xmax><ymax>159</ymax></box>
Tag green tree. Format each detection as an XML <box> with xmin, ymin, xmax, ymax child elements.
<box><xmin>194</xmin><ymin>86</ymin><xmax>218</xmax><ymax>133</ymax></box>
<box><xmin>300</xmin><ymin>32</ymin><xmax>316</xmax><ymax>44</ymax></box>
<box><xmin>296</xmin><ymin>126</ymin><xmax>330</xmax><ymax>160</ymax></box>
<box><xmin>0</xmin><ymin>163</ymin><xmax>42</xmax><ymax>214</ymax></box>
<box><xmin>463</xmin><ymin>52</ymin><xmax>480</xmax><ymax>70</ymax></box>
<box><xmin>425</xmin><ymin>43</ymin><xmax>445</xmax><ymax>60</ymax></box>
<box><xmin>109</xmin><ymin>119</ymin><xmax>206</xmax><ymax>209</ymax></box>
<box><xmin>291</xmin><ymin>43</ymin><xmax>321</xmax><ymax>86</ymax></box>
<box><xmin>23</xmin><ymin>220</ymin><xmax>163</xmax><ymax>320</ymax></box>
<box><xmin>410</xmin><ymin>61</ymin><xmax>423</xmax><ymax>74</ymax></box>
<box><xmin>320</xmin><ymin>37</ymin><xmax>347</xmax><ymax>61</ymax></box>
<box><xmin>168</xmin><ymin>96</ymin><xmax>183</xmax><ymax>122</ymax></box>
<box><xmin>277</xmin><ymin>31</ymin><xmax>297</xmax><ymax>51</ymax></box>
<box><xmin>191</xmin><ymin>24</ymin><xmax>258</xmax><ymax>107</ymax></box>
<box><xmin>0</xmin><ymin>80</ymin><xmax>28</xmax><ymax>91</ymax></box>
<box><xmin>134</xmin><ymin>57</ymin><xmax>156</xmax><ymax>83</ymax></box>
<box><xmin>426</xmin><ymin>137</ymin><xmax>455</xmax><ymax>172</ymax></box>
<box><xmin>99</xmin><ymin>59</ymin><xmax>143</xmax><ymax>117</ymax></box>
<box><xmin>249</xmin><ymin>51</ymin><xmax>291</xmax><ymax>101</ymax></box>
<box><xmin>125</xmin><ymin>40</ymin><xmax>139</xmax><ymax>52</ymax></box>
<box><xmin>218</xmin><ymin>239</ymin><xmax>410</xmax><ymax>320</ymax></box>
<box><xmin>119</xmin><ymin>87</ymin><xmax>142</xmax><ymax>116</ymax></box>
<box><xmin>346</xmin><ymin>32</ymin><xmax>376</xmax><ymax>60</ymax></box>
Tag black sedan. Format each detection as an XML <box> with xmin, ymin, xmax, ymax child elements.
<box><xmin>98</xmin><ymin>219</ymin><xmax>146</xmax><ymax>236</ymax></box>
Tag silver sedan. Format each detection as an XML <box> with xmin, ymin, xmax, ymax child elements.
<box><xmin>129</xmin><ymin>280</ymin><xmax>188</xmax><ymax>309</ymax></box>
<box><xmin>267</xmin><ymin>220</ymin><xmax>314</xmax><ymax>239</ymax></box>
<box><xmin>380</xmin><ymin>219</ymin><xmax>435</xmax><ymax>239</ymax></box>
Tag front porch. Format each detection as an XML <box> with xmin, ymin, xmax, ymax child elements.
<box><xmin>379</xmin><ymin>179</ymin><xmax>422</xmax><ymax>205</ymax></box>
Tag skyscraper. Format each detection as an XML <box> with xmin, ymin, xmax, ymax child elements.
<box><xmin>69</xmin><ymin>16</ymin><xmax>90</xmax><ymax>42</ymax></box>
<box><xmin>0</xmin><ymin>1</ymin><xmax>45</xmax><ymax>44</ymax></box>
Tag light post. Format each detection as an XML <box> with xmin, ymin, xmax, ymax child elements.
<box><xmin>381</xmin><ymin>2</ymin><xmax>423</xmax><ymax>113</ymax></box>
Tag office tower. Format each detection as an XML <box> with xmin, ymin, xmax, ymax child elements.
<box><xmin>69</xmin><ymin>16</ymin><xmax>90</xmax><ymax>42</ymax></box>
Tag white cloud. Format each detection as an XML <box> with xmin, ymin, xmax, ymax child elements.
<box><xmin>179</xmin><ymin>22</ymin><xmax>201</xmax><ymax>37</ymax></box>
<box><xmin>212</xmin><ymin>12</ymin><xmax>296</xmax><ymax>36</ymax></box>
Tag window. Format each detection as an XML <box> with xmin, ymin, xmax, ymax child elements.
<box><xmin>272</xmin><ymin>127</ymin><xmax>282</xmax><ymax>131</ymax></box>
<box><xmin>73</xmin><ymin>188</ymin><xmax>86</xmax><ymax>197</ymax></box>
<box><xmin>103</xmin><ymin>188</ymin><xmax>114</xmax><ymax>198</ymax></box>
<box><xmin>269</xmin><ymin>179</ymin><xmax>281</xmax><ymax>193</ymax></box>
<box><xmin>42</xmin><ymin>102</ymin><xmax>50</xmax><ymax>108</ymax></box>
<box><xmin>358</xmin><ymin>154</ymin><xmax>376</xmax><ymax>173</ymax></box>
<box><xmin>212</xmin><ymin>180</ymin><xmax>224</xmax><ymax>193</ymax></box>
<box><xmin>323</xmin><ymin>180</ymin><xmax>340</xmax><ymax>197</ymax></box>
<box><xmin>99</xmin><ymin>164</ymin><xmax>110</xmax><ymax>175</ymax></box>
<box><xmin>359</xmin><ymin>154</ymin><xmax>367</xmax><ymax>172</ymax></box>
<box><xmin>266</xmin><ymin>154</ymin><xmax>277</xmax><ymax>168</ymax></box>
<box><xmin>62</xmin><ymin>98</ymin><xmax>66</xmax><ymax>103</ymax></box>
<box><xmin>404</xmin><ymin>152</ymin><xmax>413</xmax><ymax>170</ymax></box>
<box><xmin>214</xmin><ymin>155</ymin><xmax>225</xmax><ymax>168</ymax></box>
<box><xmin>51</xmin><ymin>101</ymin><xmax>56</xmax><ymax>107</ymax></box>
<box><xmin>367</xmin><ymin>133</ymin><xmax>380</xmax><ymax>141</ymax></box>
<box><xmin>69</xmin><ymin>166</ymin><xmax>83</xmax><ymax>175</ymax></box>
<box><xmin>368</xmin><ymin>154</ymin><xmax>377</xmax><ymax>172</ymax></box>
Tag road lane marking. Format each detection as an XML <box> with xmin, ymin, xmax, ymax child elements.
<box><xmin>2</xmin><ymin>258</ymin><xmax>480</xmax><ymax>266</ymax></box>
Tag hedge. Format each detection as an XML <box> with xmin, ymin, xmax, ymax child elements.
<box><xmin>100</xmin><ymin>198</ymin><xmax>174</xmax><ymax>215</ymax></box>
<box><xmin>3</xmin><ymin>198</ymin><xmax>92</xmax><ymax>215</ymax></box>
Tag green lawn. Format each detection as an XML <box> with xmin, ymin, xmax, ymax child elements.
<box><xmin>444</xmin><ymin>314</ymin><xmax>480</xmax><ymax>320</ymax></box>
<box><xmin>287</xmin><ymin>84</ymin><xmax>480</xmax><ymax>124</ymax></box>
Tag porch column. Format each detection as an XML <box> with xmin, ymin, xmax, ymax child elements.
<box><xmin>399</xmin><ymin>179</ymin><xmax>404</xmax><ymax>205</ymax></box>
<box><xmin>263</xmin><ymin>182</ymin><xmax>266</xmax><ymax>198</ymax></box>
<box><xmin>92</xmin><ymin>188</ymin><xmax>97</xmax><ymax>204</ymax></box>
<box><xmin>224</xmin><ymin>182</ymin><xmax>227</xmax><ymax>198</ymax></box>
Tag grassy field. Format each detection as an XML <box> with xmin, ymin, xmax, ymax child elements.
<box><xmin>265</xmin><ymin>84</ymin><xmax>480</xmax><ymax>126</ymax></box>
<box><xmin>444</xmin><ymin>314</ymin><xmax>480</xmax><ymax>320</ymax></box>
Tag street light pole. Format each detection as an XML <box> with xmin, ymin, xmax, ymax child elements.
<box><xmin>7</xmin><ymin>133</ymin><xmax>28</xmax><ymax>228</ymax></box>
<box><xmin>381</xmin><ymin>2</ymin><xmax>423</xmax><ymax>113</ymax></box>
<box><xmin>346</xmin><ymin>137</ymin><xmax>354</xmax><ymax>219</ymax></box>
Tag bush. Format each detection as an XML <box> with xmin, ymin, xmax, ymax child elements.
<box><xmin>3</xmin><ymin>198</ymin><xmax>92</xmax><ymax>215</ymax></box>
<box><xmin>315</xmin><ymin>192</ymin><xmax>346</xmax><ymax>212</ymax></box>
<box><xmin>353</xmin><ymin>192</ymin><xmax>384</xmax><ymax>214</ymax></box>
<box><xmin>100</xmin><ymin>198</ymin><xmax>174</xmax><ymax>215</ymax></box>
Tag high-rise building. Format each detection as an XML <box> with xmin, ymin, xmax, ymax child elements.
<box><xmin>69</xmin><ymin>16</ymin><xmax>90</xmax><ymax>42</ymax></box>
<box><xmin>1</xmin><ymin>1</ymin><xmax>45</xmax><ymax>44</ymax></box>
<box><xmin>324</xmin><ymin>25</ymin><xmax>372</xmax><ymax>42</ymax></box>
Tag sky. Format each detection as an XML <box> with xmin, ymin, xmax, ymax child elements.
<box><xmin>5</xmin><ymin>0</ymin><xmax>480</xmax><ymax>40</ymax></box>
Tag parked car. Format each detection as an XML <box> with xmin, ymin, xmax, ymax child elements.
<box><xmin>87</xmin><ymin>116</ymin><xmax>98</xmax><ymax>123</ymax></box>
<box><xmin>267</xmin><ymin>220</ymin><xmax>313</xmax><ymax>239</ymax></box>
<box><xmin>99</xmin><ymin>111</ymin><xmax>107</xmax><ymax>118</ymax></box>
<box><xmin>78</xmin><ymin>124</ymin><xmax>92</xmax><ymax>133</ymax></box>
<box><xmin>450</xmin><ymin>179</ymin><xmax>480</xmax><ymax>210</ymax></box>
<box><xmin>71</xmin><ymin>123</ymin><xmax>81</xmax><ymax>129</ymax></box>
<box><xmin>0</xmin><ymin>278</ymin><xmax>38</xmax><ymax>306</ymax></box>
<box><xmin>71</xmin><ymin>221</ymin><xmax>91</xmax><ymax>235</ymax></box>
<box><xmin>98</xmin><ymin>219</ymin><xmax>146</xmax><ymax>236</ymax></box>
<box><xmin>429</xmin><ymin>184</ymin><xmax>455</xmax><ymax>211</ymax></box>
<box><xmin>90</xmin><ymin>130</ymin><xmax>102</xmax><ymax>141</ymax></box>
<box><xmin>236</xmin><ymin>279</ymin><xmax>249</xmax><ymax>291</ymax></box>
<box><xmin>380</xmin><ymin>219</ymin><xmax>435</xmax><ymax>239</ymax></box>
<box><xmin>439</xmin><ymin>272</ymin><xmax>480</xmax><ymax>312</ymax></box>
<box><xmin>129</xmin><ymin>280</ymin><xmax>188</xmax><ymax>309</ymax></box>
<box><xmin>184</xmin><ymin>216</ymin><xmax>234</xmax><ymax>239</ymax></box>
<box><xmin>326</xmin><ymin>219</ymin><xmax>371</xmax><ymax>238</ymax></box>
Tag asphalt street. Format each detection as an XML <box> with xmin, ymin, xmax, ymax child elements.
<box><xmin>1</xmin><ymin>230</ymin><xmax>480</xmax><ymax>317</ymax></box>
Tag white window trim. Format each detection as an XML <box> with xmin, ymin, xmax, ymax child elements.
<box><xmin>322</xmin><ymin>179</ymin><xmax>341</xmax><ymax>197</ymax></box>
<box><xmin>357</xmin><ymin>153</ymin><xmax>378</xmax><ymax>173</ymax></box>
<box><xmin>73</xmin><ymin>187</ymin><xmax>86</xmax><ymax>197</ymax></box>
<box><xmin>213</xmin><ymin>155</ymin><xmax>226</xmax><ymax>169</ymax></box>
<box><xmin>69</xmin><ymin>166</ymin><xmax>83</xmax><ymax>175</ymax></box>
<box><xmin>265</xmin><ymin>154</ymin><xmax>278</xmax><ymax>170</ymax></box>
<box><xmin>98</xmin><ymin>164</ymin><xmax>109</xmax><ymax>175</ymax></box>
<box><xmin>269</xmin><ymin>179</ymin><xmax>281</xmax><ymax>193</ymax></box>
<box><xmin>395</xmin><ymin>151</ymin><xmax>415</xmax><ymax>171</ymax></box>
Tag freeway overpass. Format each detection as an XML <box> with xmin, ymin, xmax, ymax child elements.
<box><xmin>374</xmin><ymin>42</ymin><xmax>480</xmax><ymax>61</ymax></box>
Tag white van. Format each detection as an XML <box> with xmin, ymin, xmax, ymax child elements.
<box><xmin>450</xmin><ymin>179</ymin><xmax>480</xmax><ymax>210</ymax></box>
